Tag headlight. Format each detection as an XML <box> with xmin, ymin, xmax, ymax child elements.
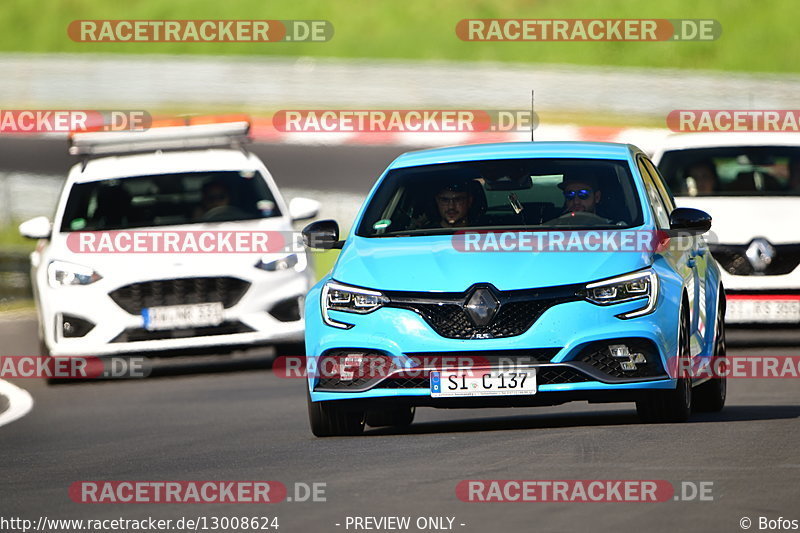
<box><xmin>321</xmin><ymin>280</ymin><xmax>388</xmax><ymax>329</ymax></box>
<box><xmin>47</xmin><ymin>260</ymin><xmax>102</xmax><ymax>288</ymax></box>
<box><xmin>255</xmin><ymin>253</ymin><xmax>306</xmax><ymax>272</ymax></box>
<box><xmin>585</xmin><ymin>269</ymin><xmax>658</xmax><ymax>319</ymax></box>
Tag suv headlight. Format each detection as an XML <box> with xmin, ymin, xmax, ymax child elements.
<box><xmin>47</xmin><ymin>260</ymin><xmax>102</xmax><ymax>288</ymax></box>
<box><xmin>255</xmin><ymin>253</ymin><xmax>306</xmax><ymax>272</ymax></box>
<box><xmin>585</xmin><ymin>268</ymin><xmax>658</xmax><ymax>319</ymax></box>
<box><xmin>321</xmin><ymin>280</ymin><xmax>388</xmax><ymax>329</ymax></box>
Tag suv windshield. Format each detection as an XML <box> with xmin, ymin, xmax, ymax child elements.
<box><xmin>357</xmin><ymin>158</ymin><xmax>642</xmax><ymax>237</ymax></box>
<box><xmin>658</xmin><ymin>146</ymin><xmax>800</xmax><ymax>197</ymax></box>
<box><xmin>60</xmin><ymin>170</ymin><xmax>281</xmax><ymax>232</ymax></box>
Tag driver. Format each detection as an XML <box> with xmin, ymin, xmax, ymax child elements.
<box><xmin>558</xmin><ymin>175</ymin><xmax>602</xmax><ymax>214</ymax></box>
<box><xmin>201</xmin><ymin>180</ymin><xmax>231</xmax><ymax>213</ymax></box>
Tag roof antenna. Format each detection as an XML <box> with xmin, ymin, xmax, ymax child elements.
<box><xmin>530</xmin><ymin>90</ymin><xmax>535</xmax><ymax>142</ymax></box>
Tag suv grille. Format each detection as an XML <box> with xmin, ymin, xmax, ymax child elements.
<box><xmin>711</xmin><ymin>244</ymin><xmax>800</xmax><ymax>276</ymax></box>
<box><xmin>385</xmin><ymin>284</ymin><xmax>583</xmax><ymax>339</ymax></box>
<box><xmin>109</xmin><ymin>277</ymin><xmax>250</xmax><ymax>315</ymax></box>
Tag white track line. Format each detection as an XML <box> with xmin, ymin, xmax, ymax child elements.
<box><xmin>0</xmin><ymin>379</ymin><xmax>34</xmax><ymax>428</ymax></box>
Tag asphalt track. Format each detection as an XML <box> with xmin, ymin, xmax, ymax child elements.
<box><xmin>0</xmin><ymin>137</ymin><xmax>798</xmax><ymax>533</ymax></box>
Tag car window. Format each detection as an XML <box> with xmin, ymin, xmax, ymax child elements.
<box><xmin>657</xmin><ymin>145</ymin><xmax>800</xmax><ymax>196</ymax></box>
<box><xmin>59</xmin><ymin>170</ymin><xmax>281</xmax><ymax>232</ymax></box>
<box><xmin>638</xmin><ymin>157</ymin><xmax>671</xmax><ymax>229</ymax></box>
<box><xmin>356</xmin><ymin>158</ymin><xmax>643</xmax><ymax>236</ymax></box>
<box><xmin>643</xmin><ymin>157</ymin><xmax>676</xmax><ymax>211</ymax></box>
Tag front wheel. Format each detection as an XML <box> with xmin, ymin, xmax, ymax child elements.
<box><xmin>636</xmin><ymin>309</ymin><xmax>692</xmax><ymax>423</ymax></box>
<box><xmin>307</xmin><ymin>389</ymin><xmax>365</xmax><ymax>437</ymax></box>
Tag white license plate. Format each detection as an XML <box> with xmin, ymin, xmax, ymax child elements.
<box><xmin>142</xmin><ymin>302</ymin><xmax>224</xmax><ymax>330</ymax></box>
<box><xmin>430</xmin><ymin>369</ymin><xmax>537</xmax><ymax>397</ymax></box>
<box><xmin>726</xmin><ymin>299</ymin><xmax>800</xmax><ymax>323</ymax></box>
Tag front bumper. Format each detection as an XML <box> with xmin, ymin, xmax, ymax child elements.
<box><xmin>40</xmin><ymin>269</ymin><xmax>312</xmax><ymax>357</ymax></box>
<box><xmin>306</xmin><ymin>282</ymin><xmax>687</xmax><ymax>404</ymax></box>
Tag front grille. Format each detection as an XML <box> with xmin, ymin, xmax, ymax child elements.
<box><xmin>110</xmin><ymin>320</ymin><xmax>254</xmax><ymax>343</ymax></box>
<box><xmin>711</xmin><ymin>244</ymin><xmax>800</xmax><ymax>276</ymax></box>
<box><xmin>386</xmin><ymin>284</ymin><xmax>583</xmax><ymax>339</ymax></box>
<box><xmin>109</xmin><ymin>277</ymin><xmax>251</xmax><ymax>315</ymax></box>
<box><xmin>574</xmin><ymin>338</ymin><xmax>663</xmax><ymax>379</ymax></box>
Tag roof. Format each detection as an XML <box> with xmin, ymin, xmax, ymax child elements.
<box><xmin>68</xmin><ymin>149</ymin><xmax>262</xmax><ymax>184</ymax></box>
<box><xmin>388</xmin><ymin>141</ymin><xmax>639</xmax><ymax>169</ymax></box>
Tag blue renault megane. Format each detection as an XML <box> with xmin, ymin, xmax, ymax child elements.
<box><xmin>301</xmin><ymin>142</ymin><xmax>726</xmax><ymax>437</ymax></box>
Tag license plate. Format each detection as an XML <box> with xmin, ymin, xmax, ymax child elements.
<box><xmin>726</xmin><ymin>299</ymin><xmax>800</xmax><ymax>323</ymax></box>
<box><xmin>430</xmin><ymin>369</ymin><xmax>537</xmax><ymax>397</ymax></box>
<box><xmin>142</xmin><ymin>302</ymin><xmax>224</xmax><ymax>331</ymax></box>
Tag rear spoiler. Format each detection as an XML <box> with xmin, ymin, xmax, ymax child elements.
<box><xmin>68</xmin><ymin>115</ymin><xmax>252</xmax><ymax>157</ymax></box>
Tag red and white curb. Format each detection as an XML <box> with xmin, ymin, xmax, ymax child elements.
<box><xmin>0</xmin><ymin>379</ymin><xmax>34</xmax><ymax>428</ymax></box>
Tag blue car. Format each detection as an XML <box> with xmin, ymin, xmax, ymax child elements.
<box><xmin>302</xmin><ymin>142</ymin><xmax>726</xmax><ymax>437</ymax></box>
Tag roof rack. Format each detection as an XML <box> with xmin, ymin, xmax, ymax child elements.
<box><xmin>68</xmin><ymin>115</ymin><xmax>252</xmax><ymax>158</ymax></box>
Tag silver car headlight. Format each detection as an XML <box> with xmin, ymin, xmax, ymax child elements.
<box><xmin>585</xmin><ymin>268</ymin><xmax>659</xmax><ymax>319</ymax></box>
<box><xmin>47</xmin><ymin>260</ymin><xmax>102</xmax><ymax>288</ymax></box>
<box><xmin>321</xmin><ymin>280</ymin><xmax>388</xmax><ymax>329</ymax></box>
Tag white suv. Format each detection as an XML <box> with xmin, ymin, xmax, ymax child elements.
<box><xmin>652</xmin><ymin>132</ymin><xmax>800</xmax><ymax>325</ymax></box>
<box><xmin>20</xmin><ymin>119</ymin><xmax>319</xmax><ymax>360</ymax></box>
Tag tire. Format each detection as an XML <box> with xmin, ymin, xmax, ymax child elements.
<box><xmin>307</xmin><ymin>388</ymin><xmax>365</xmax><ymax>437</ymax></box>
<box><xmin>636</xmin><ymin>308</ymin><xmax>692</xmax><ymax>423</ymax></box>
<box><xmin>693</xmin><ymin>297</ymin><xmax>726</xmax><ymax>413</ymax></box>
<box><xmin>366</xmin><ymin>406</ymin><xmax>416</xmax><ymax>428</ymax></box>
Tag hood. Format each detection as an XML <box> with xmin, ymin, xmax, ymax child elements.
<box><xmin>676</xmin><ymin>197</ymin><xmax>799</xmax><ymax>244</ymax></box>
<box><xmin>333</xmin><ymin>235</ymin><xmax>654</xmax><ymax>292</ymax></box>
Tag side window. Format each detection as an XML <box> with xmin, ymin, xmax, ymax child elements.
<box><xmin>637</xmin><ymin>158</ymin><xmax>670</xmax><ymax>229</ymax></box>
<box><xmin>643</xmin><ymin>158</ymin><xmax>676</xmax><ymax>211</ymax></box>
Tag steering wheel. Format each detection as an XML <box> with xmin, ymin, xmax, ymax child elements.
<box><xmin>545</xmin><ymin>211</ymin><xmax>612</xmax><ymax>226</ymax></box>
<box><xmin>201</xmin><ymin>205</ymin><xmax>248</xmax><ymax>222</ymax></box>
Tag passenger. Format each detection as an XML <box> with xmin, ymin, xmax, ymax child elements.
<box><xmin>686</xmin><ymin>159</ymin><xmax>719</xmax><ymax>195</ymax></box>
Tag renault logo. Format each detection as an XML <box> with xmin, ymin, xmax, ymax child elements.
<box><xmin>745</xmin><ymin>238</ymin><xmax>775</xmax><ymax>273</ymax></box>
<box><xmin>464</xmin><ymin>287</ymin><xmax>500</xmax><ymax>327</ymax></box>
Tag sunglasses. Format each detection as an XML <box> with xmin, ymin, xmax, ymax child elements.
<box><xmin>564</xmin><ymin>189</ymin><xmax>592</xmax><ymax>200</ymax></box>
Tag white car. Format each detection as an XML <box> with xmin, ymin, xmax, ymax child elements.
<box><xmin>652</xmin><ymin>132</ymin><xmax>800</xmax><ymax>325</ymax></box>
<box><xmin>19</xmin><ymin>119</ymin><xmax>320</xmax><ymax>360</ymax></box>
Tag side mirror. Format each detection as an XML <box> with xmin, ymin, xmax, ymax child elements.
<box><xmin>19</xmin><ymin>216</ymin><xmax>52</xmax><ymax>240</ymax></box>
<box><xmin>302</xmin><ymin>219</ymin><xmax>343</xmax><ymax>250</ymax></box>
<box><xmin>668</xmin><ymin>207</ymin><xmax>711</xmax><ymax>236</ymax></box>
<box><xmin>289</xmin><ymin>197</ymin><xmax>321</xmax><ymax>221</ymax></box>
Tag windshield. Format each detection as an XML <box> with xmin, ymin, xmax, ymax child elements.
<box><xmin>356</xmin><ymin>158</ymin><xmax>643</xmax><ymax>237</ymax></box>
<box><xmin>658</xmin><ymin>146</ymin><xmax>800</xmax><ymax>197</ymax></box>
<box><xmin>59</xmin><ymin>170</ymin><xmax>281</xmax><ymax>232</ymax></box>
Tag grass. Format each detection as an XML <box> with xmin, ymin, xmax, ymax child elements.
<box><xmin>0</xmin><ymin>223</ymin><xmax>35</xmax><ymax>253</ymax></box>
<box><xmin>1</xmin><ymin>0</ymin><xmax>799</xmax><ymax>73</ymax></box>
